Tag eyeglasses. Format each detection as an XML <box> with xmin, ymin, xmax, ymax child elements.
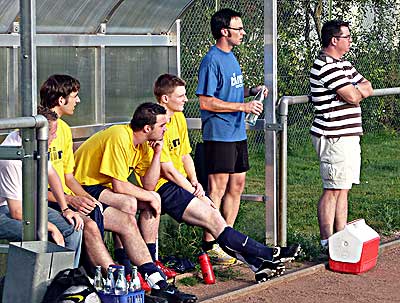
<box><xmin>227</xmin><ymin>26</ymin><xmax>245</xmax><ymax>32</ymax></box>
<box><xmin>334</xmin><ymin>35</ymin><xmax>351</xmax><ymax>40</ymax></box>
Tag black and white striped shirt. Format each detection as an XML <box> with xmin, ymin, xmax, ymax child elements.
<box><xmin>310</xmin><ymin>51</ymin><xmax>364</xmax><ymax>138</ymax></box>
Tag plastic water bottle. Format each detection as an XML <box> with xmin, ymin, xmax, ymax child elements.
<box><xmin>103</xmin><ymin>266</ymin><xmax>115</xmax><ymax>294</ymax></box>
<box><xmin>129</xmin><ymin>266</ymin><xmax>141</xmax><ymax>292</ymax></box>
<box><xmin>198</xmin><ymin>251</ymin><xmax>215</xmax><ymax>284</ymax></box>
<box><xmin>115</xmin><ymin>267</ymin><xmax>128</xmax><ymax>295</ymax></box>
<box><xmin>93</xmin><ymin>265</ymin><xmax>104</xmax><ymax>292</ymax></box>
<box><xmin>245</xmin><ymin>85</ymin><xmax>266</xmax><ymax>126</ymax></box>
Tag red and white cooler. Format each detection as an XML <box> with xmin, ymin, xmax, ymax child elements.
<box><xmin>328</xmin><ymin>219</ymin><xmax>380</xmax><ymax>274</ymax></box>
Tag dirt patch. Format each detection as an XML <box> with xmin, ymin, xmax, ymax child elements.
<box><xmin>176</xmin><ymin>238</ymin><xmax>400</xmax><ymax>302</ymax></box>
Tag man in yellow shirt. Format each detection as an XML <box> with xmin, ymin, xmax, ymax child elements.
<box><xmin>74</xmin><ymin>102</ymin><xmax>197</xmax><ymax>302</ymax></box>
<box><xmin>153</xmin><ymin>74</ymin><xmax>301</xmax><ymax>283</ymax></box>
<box><xmin>40</xmin><ymin>76</ymin><xmax>197</xmax><ymax>303</ymax></box>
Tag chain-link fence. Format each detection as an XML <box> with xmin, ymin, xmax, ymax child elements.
<box><xmin>180</xmin><ymin>0</ymin><xmax>400</xmax><ymax>151</ymax></box>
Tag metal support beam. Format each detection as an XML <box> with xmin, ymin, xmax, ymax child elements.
<box><xmin>20</xmin><ymin>0</ymin><xmax>38</xmax><ymax>241</ymax></box>
<box><xmin>264</xmin><ymin>0</ymin><xmax>278</xmax><ymax>245</ymax></box>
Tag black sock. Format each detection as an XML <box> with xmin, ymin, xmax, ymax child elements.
<box><xmin>201</xmin><ymin>240</ymin><xmax>216</xmax><ymax>252</ymax></box>
<box><xmin>138</xmin><ymin>262</ymin><xmax>168</xmax><ymax>289</ymax></box>
<box><xmin>114</xmin><ymin>248</ymin><xmax>132</xmax><ymax>275</ymax></box>
<box><xmin>147</xmin><ymin>243</ymin><xmax>157</xmax><ymax>262</ymax></box>
<box><xmin>216</xmin><ymin>227</ymin><xmax>273</xmax><ymax>265</ymax></box>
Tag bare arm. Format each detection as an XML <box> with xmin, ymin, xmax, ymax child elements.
<box><xmin>48</xmin><ymin>167</ymin><xmax>84</xmax><ymax>230</ymax></box>
<box><xmin>336</xmin><ymin>80</ymin><xmax>373</xmax><ymax>105</ymax></box>
<box><xmin>8</xmin><ymin>198</ymin><xmax>65</xmax><ymax>246</ymax></box>
<box><xmin>199</xmin><ymin>95</ymin><xmax>262</xmax><ymax>115</ymax></box>
<box><xmin>7</xmin><ymin>198</ymin><xmax>23</xmax><ymax>220</ymax></box>
<box><xmin>182</xmin><ymin>154</ymin><xmax>205</xmax><ymax>197</ymax></box>
<box><xmin>64</xmin><ymin>173</ymin><xmax>97</xmax><ymax>215</ymax></box>
<box><xmin>140</xmin><ymin>140</ymin><xmax>163</xmax><ymax>190</ymax></box>
<box><xmin>160</xmin><ymin>161</ymin><xmax>195</xmax><ymax>194</ymax></box>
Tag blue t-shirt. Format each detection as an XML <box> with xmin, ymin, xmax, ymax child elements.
<box><xmin>196</xmin><ymin>45</ymin><xmax>246</xmax><ymax>142</ymax></box>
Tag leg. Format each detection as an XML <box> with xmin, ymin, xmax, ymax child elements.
<box><xmin>317</xmin><ymin>188</ymin><xmax>340</xmax><ymax>240</ymax></box>
<box><xmin>182</xmin><ymin>197</ymin><xmax>273</xmax><ymax>267</ymax></box>
<box><xmin>48</xmin><ymin>207</ymin><xmax>82</xmax><ymax>268</ymax></box>
<box><xmin>81</xmin><ymin>216</ymin><xmax>114</xmax><ymax>272</ymax></box>
<box><xmin>334</xmin><ymin>189</ymin><xmax>349</xmax><ymax>233</ymax></box>
<box><xmin>137</xmin><ymin>192</ymin><xmax>161</xmax><ymax>244</ymax></box>
<box><xmin>103</xmin><ymin>207</ymin><xmax>152</xmax><ymax>266</ymax></box>
<box><xmin>0</xmin><ymin>207</ymin><xmax>23</xmax><ymax>241</ymax></box>
<box><xmin>99</xmin><ymin>189</ymin><xmax>160</xmax><ymax>244</ymax></box>
<box><xmin>221</xmin><ymin>172</ymin><xmax>246</xmax><ymax>226</ymax></box>
<box><xmin>204</xmin><ymin>172</ymin><xmax>229</xmax><ymax>241</ymax></box>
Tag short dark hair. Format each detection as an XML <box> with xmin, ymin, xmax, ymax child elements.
<box><xmin>211</xmin><ymin>8</ymin><xmax>241</xmax><ymax>40</ymax></box>
<box><xmin>130</xmin><ymin>102</ymin><xmax>166</xmax><ymax>131</ymax></box>
<box><xmin>37</xmin><ymin>105</ymin><xmax>58</xmax><ymax>122</ymax></box>
<box><xmin>321</xmin><ymin>20</ymin><xmax>350</xmax><ymax>48</ymax></box>
<box><xmin>39</xmin><ymin>74</ymin><xmax>80</xmax><ymax>109</ymax></box>
<box><xmin>153</xmin><ymin>74</ymin><xmax>186</xmax><ymax>102</ymax></box>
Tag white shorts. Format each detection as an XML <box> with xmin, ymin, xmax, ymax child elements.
<box><xmin>312</xmin><ymin>135</ymin><xmax>361</xmax><ymax>189</ymax></box>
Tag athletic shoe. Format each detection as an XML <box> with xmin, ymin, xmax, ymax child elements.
<box><xmin>255</xmin><ymin>260</ymin><xmax>285</xmax><ymax>283</ymax></box>
<box><xmin>207</xmin><ymin>244</ymin><xmax>236</xmax><ymax>265</ymax></box>
<box><xmin>151</xmin><ymin>284</ymin><xmax>198</xmax><ymax>303</ymax></box>
<box><xmin>137</xmin><ymin>272</ymin><xmax>151</xmax><ymax>292</ymax></box>
<box><xmin>155</xmin><ymin>260</ymin><xmax>177</xmax><ymax>279</ymax></box>
<box><xmin>145</xmin><ymin>294</ymin><xmax>168</xmax><ymax>303</ymax></box>
<box><xmin>273</xmin><ymin>243</ymin><xmax>301</xmax><ymax>263</ymax></box>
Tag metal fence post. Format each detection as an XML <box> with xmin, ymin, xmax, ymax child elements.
<box><xmin>20</xmin><ymin>0</ymin><xmax>38</xmax><ymax>241</ymax></box>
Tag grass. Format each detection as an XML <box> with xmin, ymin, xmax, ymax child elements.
<box><xmin>159</xmin><ymin>130</ymin><xmax>400</xmax><ymax>261</ymax></box>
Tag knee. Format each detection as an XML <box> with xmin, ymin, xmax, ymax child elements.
<box><xmin>122</xmin><ymin>196</ymin><xmax>138</xmax><ymax>214</ymax></box>
<box><xmin>83</xmin><ymin>219</ymin><xmax>101</xmax><ymax>238</ymax></box>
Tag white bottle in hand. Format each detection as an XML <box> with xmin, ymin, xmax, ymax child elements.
<box><xmin>245</xmin><ymin>85</ymin><xmax>265</xmax><ymax>126</ymax></box>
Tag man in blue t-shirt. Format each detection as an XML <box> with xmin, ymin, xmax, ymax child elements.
<box><xmin>196</xmin><ymin>8</ymin><xmax>268</xmax><ymax>264</ymax></box>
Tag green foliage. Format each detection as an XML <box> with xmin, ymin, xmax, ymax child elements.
<box><xmin>177</xmin><ymin>276</ymin><xmax>200</xmax><ymax>287</ymax></box>
<box><xmin>158</xmin><ymin>216</ymin><xmax>203</xmax><ymax>262</ymax></box>
<box><xmin>181</xmin><ymin>0</ymin><xmax>400</xmax><ymax>133</ymax></box>
<box><xmin>213</xmin><ymin>267</ymin><xmax>241</xmax><ymax>281</ymax></box>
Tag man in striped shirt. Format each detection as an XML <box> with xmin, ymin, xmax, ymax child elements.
<box><xmin>309</xmin><ymin>20</ymin><xmax>373</xmax><ymax>250</ymax></box>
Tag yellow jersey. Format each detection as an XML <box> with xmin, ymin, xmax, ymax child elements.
<box><xmin>156</xmin><ymin>112</ymin><xmax>192</xmax><ymax>190</ymax></box>
<box><xmin>74</xmin><ymin>124</ymin><xmax>152</xmax><ymax>189</ymax></box>
<box><xmin>48</xmin><ymin>119</ymin><xmax>75</xmax><ymax>194</ymax></box>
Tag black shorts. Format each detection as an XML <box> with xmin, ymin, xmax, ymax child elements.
<box><xmin>157</xmin><ymin>182</ymin><xmax>195</xmax><ymax>223</ymax></box>
<box><xmin>82</xmin><ymin>184</ymin><xmax>110</xmax><ymax>212</ymax></box>
<box><xmin>204</xmin><ymin>140</ymin><xmax>250</xmax><ymax>174</ymax></box>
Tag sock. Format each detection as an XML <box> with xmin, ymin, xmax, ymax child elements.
<box><xmin>216</xmin><ymin>226</ymin><xmax>274</xmax><ymax>263</ymax></box>
<box><xmin>114</xmin><ymin>248</ymin><xmax>132</xmax><ymax>275</ymax></box>
<box><xmin>321</xmin><ymin>239</ymin><xmax>328</xmax><ymax>247</ymax></box>
<box><xmin>147</xmin><ymin>243</ymin><xmax>157</xmax><ymax>262</ymax></box>
<box><xmin>138</xmin><ymin>262</ymin><xmax>168</xmax><ymax>290</ymax></box>
<box><xmin>201</xmin><ymin>240</ymin><xmax>216</xmax><ymax>252</ymax></box>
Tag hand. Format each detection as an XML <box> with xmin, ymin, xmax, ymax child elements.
<box><xmin>67</xmin><ymin>195</ymin><xmax>97</xmax><ymax>215</ymax></box>
<box><xmin>148</xmin><ymin>140</ymin><xmax>164</xmax><ymax>154</ymax></box>
<box><xmin>148</xmin><ymin>191</ymin><xmax>162</xmax><ymax>216</ymax></box>
<box><xmin>199</xmin><ymin>196</ymin><xmax>217</xmax><ymax>209</ymax></box>
<box><xmin>250</xmin><ymin>86</ymin><xmax>269</xmax><ymax>98</ymax></box>
<box><xmin>191</xmin><ymin>181</ymin><xmax>205</xmax><ymax>198</ymax></box>
<box><xmin>49</xmin><ymin>225</ymin><xmax>65</xmax><ymax>247</ymax></box>
<box><xmin>62</xmin><ymin>209</ymin><xmax>84</xmax><ymax>230</ymax></box>
<box><xmin>245</xmin><ymin>100</ymin><xmax>263</xmax><ymax>115</ymax></box>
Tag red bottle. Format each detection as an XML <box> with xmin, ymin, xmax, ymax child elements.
<box><xmin>198</xmin><ymin>251</ymin><xmax>216</xmax><ymax>284</ymax></box>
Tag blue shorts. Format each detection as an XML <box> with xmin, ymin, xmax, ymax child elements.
<box><xmin>157</xmin><ymin>182</ymin><xmax>195</xmax><ymax>223</ymax></box>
